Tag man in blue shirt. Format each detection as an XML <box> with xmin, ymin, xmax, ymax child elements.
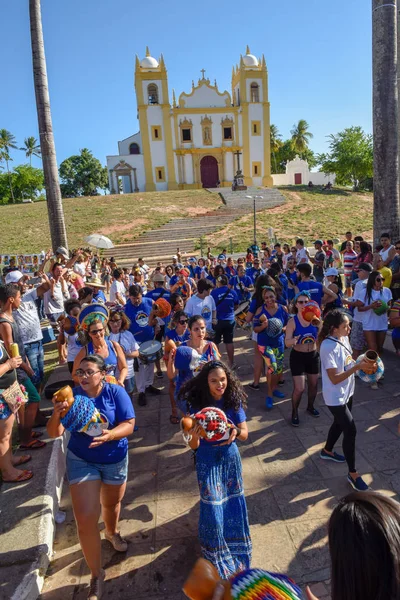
<box><xmin>229</xmin><ymin>265</ymin><xmax>253</xmax><ymax>304</ymax></box>
<box><xmin>210</xmin><ymin>275</ymin><xmax>239</xmax><ymax>369</ymax></box>
<box><xmin>124</xmin><ymin>284</ymin><xmax>161</xmax><ymax>405</ymax></box>
<box><xmin>295</xmin><ymin>263</ymin><xmax>337</xmax><ymax>307</ymax></box>
<box><xmin>246</xmin><ymin>257</ymin><xmax>264</xmax><ymax>285</ymax></box>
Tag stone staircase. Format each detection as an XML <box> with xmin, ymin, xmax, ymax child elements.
<box><xmin>103</xmin><ymin>187</ymin><xmax>285</xmax><ymax>267</ymax></box>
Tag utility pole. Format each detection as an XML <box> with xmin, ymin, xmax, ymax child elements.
<box><xmin>372</xmin><ymin>0</ymin><xmax>400</xmax><ymax>244</ymax></box>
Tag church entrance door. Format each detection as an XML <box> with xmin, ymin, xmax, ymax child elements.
<box><xmin>200</xmin><ymin>156</ymin><xmax>219</xmax><ymax>188</ymax></box>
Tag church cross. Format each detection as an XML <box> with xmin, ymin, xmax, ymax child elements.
<box><xmin>200</xmin><ymin>68</ymin><xmax>206</xmax><ymax>79</ymax></box>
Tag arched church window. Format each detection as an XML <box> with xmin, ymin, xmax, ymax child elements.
<box><xmin>250</xmin><ymin>82</ymin><xmax>259</xmax><ymax>103</ymax></box>
<box><xmin>129</xmin><ymin>143</ymin><xmax>140</xmax><ymax>154</ymax></box>
<box><xmin>148</xmin><ymin>83</ymin><xmax>159</xmax><ymax>105</ymax></box>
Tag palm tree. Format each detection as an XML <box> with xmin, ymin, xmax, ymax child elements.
<box><xmin>29</xmin><ymin>0</ymin><xmax>68</xmax><ymax>250</ymax></box>
<box><xmin>270</xmin><ymin>124</ymin><xmax>282</xmax><ymax>174</ymax></box>
<box><xmin>0</xmin><ymin>129</ymin><xmax>17</xmax><ymax>203</ymax></box>
<box><xmin>290</xmin><ymin>119</ymin><xmax>314</xmax><ymax>156</ymax></box>
<box><xmin>20</xmin><ymin>136</ymin><xmax>41</xmax><ymax>165</ymax></box>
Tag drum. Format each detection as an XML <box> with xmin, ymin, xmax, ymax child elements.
<box><xmin>181</xmin><ymin>407</ymin><xmax>239</xmax><ymax>443</ymax></box>
<box><xmin>139</xmin><ymin>340</ymin><xmax>163</xmax><ymax>364</ymax></box>
<box><xmin>234</xmin><ymin>301</ymin><xmax>250</xmax><ymax>329</ymax></box>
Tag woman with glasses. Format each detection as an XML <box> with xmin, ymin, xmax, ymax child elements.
<box><xmin>47</xmin><ymin>355</ymin><xmax>135</xmax><ymax>600</ymax></box>
<box><xmin>357</xmin><ymin>271</ymin><xmax>392</xmax><ymax>361</ymax></box>
<box><xmin>178</xmin><ymin>361</ymin><xmax>251</xmax><ymax>578</ymax></box>
<box><xmin>72</xmin><ymin>306</ymin><xmax>128</xmax><ymax>387</ymax></box>
<box><xmin>285</xmin><ymin>292</ymin><xmax>320</xmax><ymax>426</ymax></box>
<box><xmin>167</xmin><ymin>315</ymin><xmax>220</xmax><ymax>414</ymax></box>
<box><xmin>108</xmin><ymin>310</ymin><xmax>139</xmax><ymax>396</ymax></box>
<box><xmin>164</xmin><ymin>311</ymin><xmax>190</xmax><ymax>424</ymax></box>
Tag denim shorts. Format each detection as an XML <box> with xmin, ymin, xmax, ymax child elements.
<box><xmin>124</xmin><ymin>376</ymin><xmax>135</xmax><ymax>395</ymax></box>
<box><xmin>66</xmin><ymin>450</ymin><xmax>128</xmax><ymax>485</ymax></box>
<box><xmin>24</xmin><ymin>340</ymin><xmax>44</xmax><ymax>387</ymax></box>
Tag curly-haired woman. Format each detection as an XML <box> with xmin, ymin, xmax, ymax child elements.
<box><xmin>178</xmin><ymin>360</ymin><xmax>252</xmax><ymax>579</ymax></box>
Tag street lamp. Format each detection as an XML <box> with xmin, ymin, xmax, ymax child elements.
<box><xmin>246</xmin><ymin>194</ymin><xmax>263</xmax><ymax>249</ymax></box>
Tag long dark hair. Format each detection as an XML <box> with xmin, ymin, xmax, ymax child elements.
<box><xmin>251</xmin><ymin>274</ymin><xmax>276</xmax><ymax>310</ymax></box>
<box><xmin>267</xmin><ymin>268</ymin><xmax>283</xmax><ymax>295</ymax></box>
<box><xmin>213</xmin><ymin>265</ymin><xmax>225</xmax><ymax>278</ymax></box>
<box><xmin>329</xmin><ymin>491</ymin><xmax>400</xmax><ymax>600</ymax></box>
<box><xmin>366</xmin><ymin>270</ymin><xmax>383</xmax><ymax>304</ymax></box>
<box><xmin>178</xmin><ymin>360</ymin><xmax>247</xmax><ymax>412</ymax></box>
<box><xmin>317</xmin><ymin>309</ymin><xmax>348</xmax><ymax>348</ymax></box>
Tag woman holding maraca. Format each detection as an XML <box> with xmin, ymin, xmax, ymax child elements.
<box><xmin>357</xmin><ymin>270</ymin><xmax>392</xmax><ymax>357</ymax></box>
<box><xmin>47</xmin><ymin>355</ymin><xmax>135</xmax><ymax>600</ymax></box>
<box><xmin>318</xmin><ymin>310</ymin><xmax>372</xmax><ymax>492</ymax></box>
<box><xmin>178</xmin><ymin>361</ymin><xmax>251</xmax><ymax>579</ymax></box>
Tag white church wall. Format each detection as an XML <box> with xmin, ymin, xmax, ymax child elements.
<box><xmin>309</xmin><ymin>171</ymin><xmax>336</xmax><ymax>185</ymax></box>
<box><xmin>106</xmin><ymin>154</ymin><xmax>145</xmax><ymax>192</ymax></box>
<box><xmin>181</xmin><ymin>84</ymin><xmax>229</xmax><ymax>108</ymax></box>
<box><xmin>141</xmin><ymin>80</ymin><xmax>165</xmax><ymax>104</ymax></box>
<box><xmin>118</xmin><ymin>132</ymin><xmax>142</xmax><ymax>155</ymax></box>
<box><xmin>248</xmin><ymin>102</ymin><xmax>264</xmax><ymax>173</ymax></box>
<box><xmin>272</xmin><ymin>174</ymin><xmax>288</xmax><ymax>186</ymax></box>
<box><xmin>224</xmin><ymin>153</ymin><xmax>234</xmax><ymax>182</ymax></box>
<box><xmin>246</xmin><ymin>78</ymin><xmax>263</xmax><ymax>102</ymax></box>
<box><xmin>146</xmin><ymin>107</ymin><xmax>168</xmax><ymax>183</ymax></box>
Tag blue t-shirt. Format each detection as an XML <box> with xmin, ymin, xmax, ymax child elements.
<box><xmin>254</xmin><ymin>304</ymin><xmax>288</xmax><ymax>350</ymax></box>
<box><xmin>211</xmin><ymin>286</ymin><xmax>239</xmax><ymax>321</ymax></box>
<box><xmin>225</xmin><ymin>265</ymin><xmax>237</xmax><ymax>278</ymax></box>
<box><xmin>165</xmin><ymin>328</ymin><xmax>190</xmax><ymax>344</ymax></box>
<box><xmin>206</xmin><ymin>274</ymin><xmax>216</xmax><ymax>285</ymax></box>
<box><xmin>169</xmin><ymin>275</ymin><xmax>179</xmax><ymax>287</ymax></box>
<box><xmin>67</xmin><ymin>383</ymin><xmax>135</xmax><ymax>464</ymax></box>
<box><xmin>229</xmin><ymin>275</ymin><xmax>253</xmax><ymax>303</ymax></box>
<box><xmin>286</xmin><ymin>271</ymin><xmax>298</xmax><ymax>301</ymax></box>
<box><xmin>246</xmin><ymin>267</ymin><xmax>265</xmax><ymax>284</ymax></box>
<box><xmin>297</xmin><ymin>280</ymin><xmax>324</xmax><ymax>306</ymax></box>
<box><xmin>194</xmin><ymin>266</ymin><xmax>206</xmax><ymax>279</ymax></box>
<box><xmin>124</xmin><ymin>297</ymin><xmax>154</xmax><ymax>343</ymax></box>
<box><xmin>93</xmin><ymin>289</ymin><xmax>107</xmax><ymax>303</ymax></box>
<box><xmin>145</xmin><ymin>287</ymin><xmax>171</xmax><ymax>303</ymax></box>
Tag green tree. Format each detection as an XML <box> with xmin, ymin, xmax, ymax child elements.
<box><xmin>0</xmin><ymin>165</ymin><xmax>44</xmax><ymax>204</ymax></box>
<box><xmin>318</xmin><ymin>126</ymin><xmax>373</xmax><ymax>191</ymax></box>
<box><xmin>20</xmin><ymin>136</ymin><xmax>41</xmax><ymax>165</ymax></box>
<box><xmin>0</xmin><ymin>129</ymin><xmax>18</xmax><ymax>203</ymax></box>
<box><xmin>270</xmin><ymin>124</ymin><xmax>282</xmax><ymax>174</ymax></box>
<box><xmin>290</xmin><ymin>119</ymin><xmax>314</xmax><ymax>155</ymax></box>
<box><xmin>59</xmin><ymin>148</ymin><xmax>109</xmax><ymax>197</ymax></box>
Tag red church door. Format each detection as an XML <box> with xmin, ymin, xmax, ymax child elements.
<box><xmin>294</xmin><ymin>173</ymin><xmax>302</xmax><ymax>185</ymax></box>
<box><xmin>200</xmin><ymin>156</ymin><xmax>219</xmax><ymax>188</ymax></box>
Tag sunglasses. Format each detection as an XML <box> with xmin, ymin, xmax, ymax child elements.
<box><xmin>375</xmin><ymin>278</ymin><xmax>384</xmax><ymax>282</ymax></box>
<box><xmin>89</xmin><ymin>328</ymin><xmax>104</xmax><ymax>335</ymax></box>
<box><xmin>109</xmin><ymin>318</ymin><xmax>122</xmax><ymax>323</ymax></box>
<box><xmin>179</xmin><ymin>319</ymin><xmax>188</xmax><ymax>324</ymax></box>
<box><xmin>296</xmin><ymin>300</ymin><xmax>308</xmax><ymax>304</ymax></box>
<box><xmin>75</xmin><ymin>369</ymin><xmax>101</xmax><ymax>378</ymax></box>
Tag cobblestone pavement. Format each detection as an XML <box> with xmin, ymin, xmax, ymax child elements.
<box><xmin>40</xmin><ymin>331</ymin><xmax>400</xmax><ymax>599</ymax></box>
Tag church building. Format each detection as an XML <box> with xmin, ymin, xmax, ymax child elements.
<box><xmin>106</xmin><ymin>47</ymin><xmax>273</xmax><ymax>193</ymax></box>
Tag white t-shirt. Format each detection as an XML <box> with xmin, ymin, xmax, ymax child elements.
<box><xmin>109</xmin><ymin>330</ymin><xmax>139</xmax><ymax>379</ymax></box>
<box><xmin>296</xmin><ymin>248</ymin><xmax>309</xmax><ymax>264</ymax></box>
<box><xmin>14</xmin><ymin>289</ymin><xmax>43</xmax><ymax>344</ymax></box>
<box><xmin>320</xmin><ymin>336</ymin><xmax>355</xmax><ymax>406</ymax></box>
<box><xmin>352</xmin><ymin>280</ymin><xmax>367</xmax><ymax>324</ymax></box>
<box><xmin>379</xmin><ymin>245</ymin><xmax>394</xmax><ymax>263</ymax></box>
<box><xmin>360</xmin><ymin>287</ymin><xmax>392</xmax><ymax>331</ymax></box>
<box><xmin>184</xmin><ymin>294</ymin><xmax>216</xmax><ymax>329</ymax></box>
<box><xmin>64</xmin><ymin>331</ymin><xmax>81</xmax><ymax>362</ymax></box>
<box><xmin>110</xmin><ymin>280</ymin><xmax>126</xmax><ymax>304</ymax></box>
<box><xmin>43</xmin><ymin>280</ymin><xmax>69</xmax><ymax>314</ymax></box>
<box><xmin>73</xmin><ymin>262</ymin><xmax>87</xmax><ymax>280</ymax></box>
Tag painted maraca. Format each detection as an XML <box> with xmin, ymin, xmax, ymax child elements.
<box><xmin>53</xmin><ymin>385</ymin><xmax>109</xmax><ymax>435</ymax></box>
<box><xmin>154</xmin><ymin>297</ymin><xmax>172</xmax><ymax>319</ymax></box>
<box><xmin>183</xmin><ymin>558</ymin><xmax>303</xmax><ymax>600</ymax></box>
<box><xmin>301</xmin><ymin>301</ymin><xmax>321</xmax><ymax>326</ymax></box>
<box><xmin>181</xmin><ymin>407</ymin><xmax>240</xmax><ymax>442</ymax></box>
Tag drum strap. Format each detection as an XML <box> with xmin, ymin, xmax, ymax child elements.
<box><xmin>215</xmin><ymin>289</ymin><xmax>231</xmax><ymax>307</ymax></box>
<box><xmin>326</xmin><ymin>337</ymin><xmax>352</xmax><ymax>356</ymax></box>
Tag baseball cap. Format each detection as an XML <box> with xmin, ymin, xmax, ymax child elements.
<box><xmin>217</xmin><ymin>254</ymin><xmax>226</xmax><ymax>260</ymax></box>
<box><xmin>188</xmin><ymin>257</ymin><xmax>196</xmax><ymax>263</ymax></box>
<box><xmin>153</xmin><ymin>273</ymin><xmax>165</xmax><ymax>282</ymax></box>
<box><xmin>358</xmin><ymin>262</ymin><xmax>372</xmax><ymax>273</ymax></box>
<box><xmin>325</xmin><ymin>267</ymin><xmax>338</xmax><ymax>277</ymax></box>
<box><xmin>172</xmin><ymin>255</ymin><xmax>178</xmax><ymax>260</ymax></box>
<box><xmin>56</xmin><ymin>246</ymin><xmax>69</xmax><ymax>259</ymax></box>
<box><xmin>314</xmin><ymin>240</ymin><xmax>323</xmax><ymax>246</ymax></box>
<box><xmin>5</xmin><ymin>270</ymin><xmax>24</xmax><ymax>284</ymax></box>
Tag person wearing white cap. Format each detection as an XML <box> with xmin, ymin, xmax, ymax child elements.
<box><xmin>343</xmin><ymin>262</ymin><xmax>372</xmax><ymax>359</ymax></box>
<box><xmin>322</xmin><ymin>268</ymin><xmax>343</xmax><ymax>316</ymax></box>
<box><xmin>5</xmin><ymin>270</ymin><xmax>50</xmax><ymax>393</ymax></box>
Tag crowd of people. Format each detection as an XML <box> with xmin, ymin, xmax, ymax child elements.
<box><xmin>0</xmin><ymin>233</ymin><xmax>399</xmax><ymax>599</ymax></box>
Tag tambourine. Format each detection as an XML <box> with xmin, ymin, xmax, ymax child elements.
<box><xmin>181</xmin><ymin>407</ymin><xmax>239</xmax><ymax>442</ymax></box>
<box><xmin>301</xmin><ymin>301</ymin><xmax>321</xmax><ymax>326</ymax></box>
<box><xmin>356</xmin><ymin>349</ymin><xmax>384</xmax><ymax>383</ymax></box>
<box><xmin>154</xmin><ymin>297</ymin><xmax>172</xmax><ymax>319</ymax></box>
<box><xmin>53</xmin><ymin>385</ymin><xmax>109</xmax><ymax>436</ymax></box>
<box><xmin>183</xmin><ymin>558</ymin><xmax>303</xmax><ymax>600</ymax></box>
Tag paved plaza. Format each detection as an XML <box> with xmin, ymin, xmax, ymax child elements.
<box><xmin>40</xmin><ymin>331</ymin><xmax>400</xmax><ymax>600</ymax></box>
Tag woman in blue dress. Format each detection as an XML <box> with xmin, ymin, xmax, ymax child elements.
<box><xmin>253</xmin><ymin>286</ymin><xmax>288</xmax><ymax>408</ymax></box>
<box><xmin>178</xmin><ymin>360</ymin><xmax>252</xmax><ymax>579</ymax></box>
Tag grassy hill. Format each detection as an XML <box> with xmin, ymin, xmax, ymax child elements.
<box><xmin>0</xmin><ymin>190</ymin><xmax>221</xmax><ymax>253</ymax></box>
<box><xmin>204</xmin><ymin>186</ymin><xmax>373</xmax><ymax>252</ymax></box>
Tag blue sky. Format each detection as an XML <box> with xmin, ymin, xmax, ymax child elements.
<box><xmin>1</xmin><ymin>0</ymin><xmax>371</xmax><ymax>170</ymax></box>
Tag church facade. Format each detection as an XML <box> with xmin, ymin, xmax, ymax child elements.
<box><xmin>106</xmin><ymin>47</ymin><xmax>273</xmax><ymax>193</ymax></box>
